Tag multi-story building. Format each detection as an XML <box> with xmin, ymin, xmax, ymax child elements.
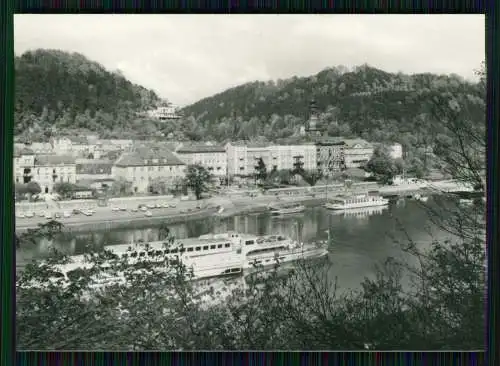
<box><xmin>14</xmin><ymin>147</ymin><xmax>36</xmax><ymax>184</ymax></box>
<box><xmin>30</xmin><ymin>142</ymin><xmax>54</xmax><ymax>155</ymax></box>
<box><xmin>76</xmin><ymin>159</ymin><xmax>114</xmax><ymax>191</ymax></box>
<box><xmin>226</xmin><ymin>142</ymin><xmax>270</xmax><ymax>177</ymax></box>
<box><xmin>32</xmin><ymin>155</ymin><xmax>77</xmax><ymax>194</ymax></box>
<box><xmin>315</xmin><ymin>138</ymin><xmax>347</xmax><ymax>176</ymax></box>
<box><xmin>112</xmin><ymin>147</ymin><xmax>186</xmax><ymax>193</ymax></box>
<box><xmin>343</xmin><ymin>139</ymin><xmax>374</xmax><ymax>168</ymax></box>
<box><xmin>175</xmin><ymin>145</ymin><xmax>227</xmax><ymax>181</ymax></box>
<box><xmin>226</xmin><ymin>142</ymin><xmax>317</xmax><ymax>177</ymax></box>
<box><xmin>268</xmin><ymin>144</ymin><xmax>317</xmax><ymax>172</ymax></box>
<box><xmin>50</xmin><ymin>136</ymin><xmax>89</xmax><ymax>156</ymax></box>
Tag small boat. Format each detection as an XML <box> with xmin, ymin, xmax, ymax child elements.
<box><xmin>324</xmin><ymin>194</ymin><xmax>389</xmax><ymax>210</ymax></box>
<box><xmin>414</xmin><ymin>194</ymin><xmax>429</xmax><ymax>202</ymax></box>
<box><xmin>269</xmin><ymin>203</ymin><xmax>306</xmax><ymax>216</ymax></box>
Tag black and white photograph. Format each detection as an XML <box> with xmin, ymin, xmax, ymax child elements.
<box><xmin>14</xmin><ymin>14</ymin><xmax>485</xmax><ymax>350</ymax></box>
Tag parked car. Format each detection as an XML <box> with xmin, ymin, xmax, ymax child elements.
<box><xmin>144</xmin><ymin>211</ymin><xmax>153</xmax><ymax>217</ymax></box>
<box><xmin>54</xmin><ymin>213</ymin><xmax>61</xmax><ymax>219</ymax></box>
<box><xmin>111</xmin><ymin>207</ymin><xmax>120</xmax><ymax>212</ymax></box>
<box><xmin>195</xmin><ymin>204</ymin><xmax>202</xmax><ymax>209</ymax></box>
<box><xmin>162</xmin><ymin>203</ymin><xmax>170</xmax><ymax>208</ymax></box>
<box><xmin>119</xmin><ymin>207</ymin><xmax>127</xmax><ymax>211</ymax></box>
<box><xmin>146</xmin><ymin>203</ymin><xmax>156</xmax><ymax>209</ymax></box>
<box><xmin>180</xmin><ymin>196</ymin><xmax>190</xmax><ymax>201</ymax></box>
<box><xmin>170</xmin><ymin>203</ymin><xmax>177</xmax><ymax>208</ymax></box>
<box><xmin>140</xmin><ymin>206</ymin><xmax>148</xmax><ymax>212</ymax></box>
<box><xmin>45</xmin><ymin>213</ymin><xmax>52</xmax><ymax>219</ymax></box>
<box><xmin>16</xmin><ymin>213</ymin><xmax>25</xmax><ymax>219</ymax></box>
<box><xmin>72</xmin><ymin>209</ymin><xmax>81</xmax><ymax>215</ymax></box>
<box><xmin>155</xmin><ymin>203</ymin><xmax>162</xmax><ymax>209</ymax></box>
<box><xmin>131</xmin><ymin>208</ymin><xmax>138</xmax><ymax>212</ymax></box>
<box><xmin>25</xmin><ymin>211</ymin><xmax>35</xmax><ymax>218</ymax></box>
<box><xmin>39</xmin><ymin>211</ymin><xmax>46</xmax><ymax>217</ymax></box>
<box><xmin>63</xmin><ymin>212</ymin><xmax>71</xmax><ymax>218</ymax></box>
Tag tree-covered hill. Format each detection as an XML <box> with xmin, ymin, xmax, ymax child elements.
<box><xmin>15</xmin><ymin>49</ymin><xmax>162</xmax><ymax>139</ymax></box>
<box><xmin>180</xmin><ymin>64</ymin><xmax>484</xmax><ymax>148</ymax></box>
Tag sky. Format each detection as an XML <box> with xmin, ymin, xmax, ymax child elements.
<box><xmin>15</xmin><ymin>14</ymin><xmax>484</xmax><ymax>106</ymax></box>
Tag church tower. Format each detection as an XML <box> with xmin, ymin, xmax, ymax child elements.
<box><xmin>304</xmin><ymin>99</ymin><xmax>322</xmax><ymax>137</ymax></box>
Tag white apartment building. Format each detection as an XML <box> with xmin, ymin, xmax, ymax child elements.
<box><xmin>175</xmin><ymin>145</ymin><xmax>227</xmax><ymax>179</ymax></box>
<box><xmin>268</xmin><ymin>144</ymin><xmax>316</xmax><ymax>172</ymax></box>
<box><xmin>112</xmin><ymin>147</ymin><xmax>186</xmax><ymax>194</ymax></box>
<box><xmin>226</xmin><ymin>142</ymin><xmax>270</xmax><ymax>177</ymax></box>
<box><xmin>343</xmin><ymin>139</ymin><xmax>375</xmax><ymax>168</ymax></box>
<box><xmin>226</xmin><ymin>142</ymin><xmax>317</xmax><ymax>177</ymax></box>
<box><xmin>33</xmin><ymin>155</ymin><xmax>77</xmax><ymax>193</ymax></box>
<box><xmin>15</xmin><ymin>152</ymin><xmax>77</xmax><ymax>194</ymax></box>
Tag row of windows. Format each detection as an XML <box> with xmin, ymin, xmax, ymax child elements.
<box><xmin>122</xmin><ymin>242</ymin><xmax>232</xmax><ymax>258</ymax></box>
<box><xmin>129</xmin><ymin>166</ymin><xmax>184</xmax><ymax>173</ymax></box>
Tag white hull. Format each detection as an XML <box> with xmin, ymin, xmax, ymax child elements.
<box><xmin>329</xmin><ymin>205</ymin><xmax>388</xmax><ymax>217</ymax></box>
<box><xmin>37</xmin><ymin>233</ymin><xmax>328</xmax><ymax>289</ymax></box>
<box><xmin>324</xmin><ymin>200</ymin><xmax>389</xmax><ymax>210</ymax></box>
<box><xmin>187</xmin><ymin>245</ymin><xmax>327</xmax><ymax>280</ymax></box>
<box><xmin>270</xmin><ymin>205</ymin><xmax>306</xmax><ymax>216</ymax></box>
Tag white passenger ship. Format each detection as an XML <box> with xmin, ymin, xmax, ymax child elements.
<box><xmin>324</xmin><ymin>194</ymin><xmax>389</xmax><ymax>210</ymax></box>
<box><xmin>36</xmin><ymin>232</ymin><xmax>328</xmax><ymax>289</ymax></box>
<box><xmin>269</xmin><ymin>203</ymin><xmax>306</xmax><ymax>216</ymax></box>
<box><xmin>328</xmin><ymin>205</ymin><xmax>388</xmax><ymax>218</ymax></box>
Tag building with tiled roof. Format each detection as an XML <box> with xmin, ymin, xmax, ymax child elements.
<box><xmin>176</xmin><ymin>144</ymin><xmax>227</xmax><ymax>181</ymax></box>
<box><xmin>75</xmin><ymin>159</ymin><xmax>114</xmax><ymax>190</ymax></box>
<box><xmin>341</xmin><ymin>139</ymin><xmax>374</xmax><ymax>168</ymax></box>
<box><xmin>13</xmin><ymin>153</ymin><xmax>77</xmax><ymax>194</ymax></box>
<box><xmin>112</xmin><ymin>147</ymin><xmax>186</xmax><ymax>193</ymax></box>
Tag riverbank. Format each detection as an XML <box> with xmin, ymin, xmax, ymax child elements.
<box><xmin>15</xmin><ymin>195</ymin><xmax>323</xmax><ymax>233</ymax></box>
<box><xmin>16</xmin><ymin>179</ymin><xmax>475</xmax><ymax>233</ymax></box>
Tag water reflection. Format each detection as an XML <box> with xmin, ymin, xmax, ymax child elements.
<box><xmin>19</xmin><ymin>197</ymin><xmax>465</xmax><ymax>291</ymax></box>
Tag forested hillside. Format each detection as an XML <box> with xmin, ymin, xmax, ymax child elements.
<box><xmin>180</xmin><ymin>64</ymin><xmax>484</xmax><ymax>148</ymax></box>
<box><xmin>15</xmin><ymin>49</ymin><xmax>162</xmax><ymax>140</ymax></box>
<box><xmin>15</xmin><ymin>50</ymin><xmax>484</xmax><ymax>165</ymax></box>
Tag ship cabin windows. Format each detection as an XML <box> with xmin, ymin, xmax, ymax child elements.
<box><xmin>217</xmin><ymin>244</ymin><xmax>223</xmax><ymax>249</ymax></box>
<box><xmin>245</xmin><ymin>240</ymin><xmax>254</xmax><ymax>245</ymax></box>
<box><xmin>210</xmin><ymin>245</ymin><xmax>216</xmax><ymax>250</ymax></box>
<box><xmin>203</xmin><ymin>245</ymin><xmax>209</xmax><ymax>250</ymax></box>
<box><xmin>187</xmin><ymin>247</ymin><xmax>194</xmax><ymax>252</ymax></box>
<box><xmin>195</xmin><ymin>246</ymin><xmax>201</xmax><ymax>251</ymax></box>
<box><xmin>170</xmin><ymin>248</ymin><xmax>178</xmax><ymax>254</ymax></box>
<box><xmin>222</xmin><ymin>268</ymin><xmax>241</xmax><ymax>274</ymax></box>
<box><xmin>130</xmin><ymin>252</ymin><xmax>138</xmax><ymax>258</ymax></box>
<box><xmin>139</xmin><ymin>252</ymin><xmax>146</xmax><ymax>257</ymax></box>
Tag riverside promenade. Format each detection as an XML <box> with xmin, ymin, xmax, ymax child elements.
<box><xmin>15</xmin><ymin>180</ymin><xmax>473</xmax><ymax>233</ymax></box>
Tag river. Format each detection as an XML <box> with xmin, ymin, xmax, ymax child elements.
<box><xmin>17</xmin><ymin>195</ymin><xmax>473</xmax><ymax>292</ymax></box>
